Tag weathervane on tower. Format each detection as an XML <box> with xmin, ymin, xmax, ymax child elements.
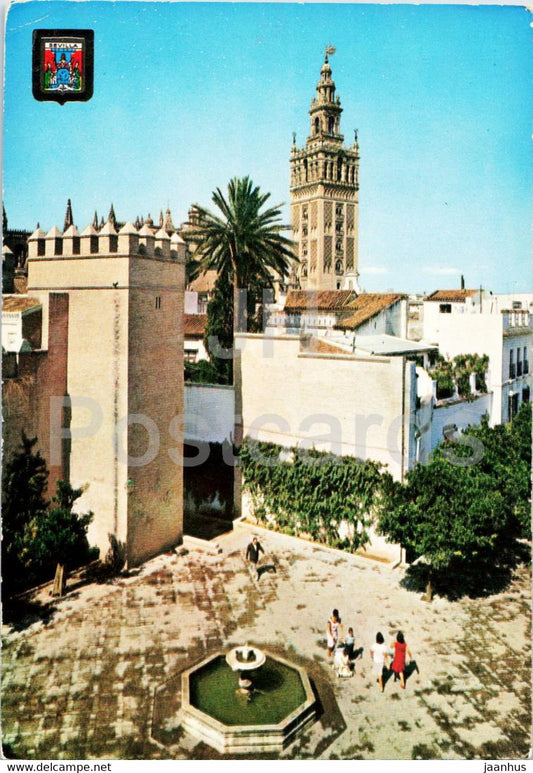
<box><xmin>325</xmin><ymin>45</ymin><xmax>336</xmax><ymax>62</ymax></box>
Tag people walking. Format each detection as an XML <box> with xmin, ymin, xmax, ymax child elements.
<box><xmin>245</xmin><ymin>536</ymin><xmax>264</xmax><ymax>579</ymax></box>
<box><xmin>390</xmin><ymin>631</ymin><xmax>412</xmax><ymax>689</ymax></box>
<box><xmin>370</xmin><ymin>632</ymin><xmax>388</xmax><ymax>692</ymax></box>
<box><xmin>326</xmin><ymin>609</ymin><xmax>343</xmax><ymax>657</ymax></box>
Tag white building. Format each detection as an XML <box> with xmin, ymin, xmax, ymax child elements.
<box><xmin>422</xmin><ymin>289</ymin><xmax>532</xmax><ymax>425</ymax></box>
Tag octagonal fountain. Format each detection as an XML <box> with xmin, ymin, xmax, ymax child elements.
<box><xmin>180</xmin><ymin>646</ymin><xmax>317</xmax><ymax>754</ymax></box>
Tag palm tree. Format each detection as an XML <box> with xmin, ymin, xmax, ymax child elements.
<box><xmin>189</xmin><ymin>176</ymin><xmax>295</xmax><ymax>336</ymax></box>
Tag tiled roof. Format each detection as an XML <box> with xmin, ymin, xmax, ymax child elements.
<box><xmin>14</xmin><ymin>276</ymin><xmax>28</xmax><ymax>295</ymax></box>
<box><xmin>184</xmin><ymin>313</ymin><xmax>207</xmax><ymax>336</ymax></box>
<box><xmin>284</xmin><ymin>290</ymin><xmax>357</xmax><ymax>312</ymax></box>
<box><xmin>336</xmin><ymin>293</ymin><xmax>405</xmax><ymax>330</ymax></box>
<box><xmin>425</xmin><ymin>289</ymin><xmax>477</xmax><ymax>303</ymax></box>
<box><xmin>188</xmin><ymin>270</ymin><xmax>217</xmax><ymax>294</ymax></box>
<box><xmin>2</xmin><ymin>295</ymin><xmax>41</xmax><ymax>314</ymax></box>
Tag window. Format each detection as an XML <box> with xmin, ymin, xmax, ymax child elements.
<box><xmin>184</xmin><ymin>349</ymin><xmax>197</xmax><ymax>363</ymax></box>
<box><xmin>509</xmin><ymin>349</ymin><xmax>515</xmax><ymax>379</ymax></box>
<box><xmin>328</xmin><ymin>116</ymin><xmax>335</xmax><ymax>133</ymax></box>
<box><xmin>524</xmin><ymin>347</ymin><xmax>529</xmax><ymax>374</ymax></box>
<box><xmin>37</xmin><ymin>238</ymin><xmax>45</xmax><ymax>256</ymax></box>
<box><xmin>512</xmin><ymin>301</ymin><xmax>522</xmax><ymax>310</ymax></box>
<box><xmin>517</xmin><ymin>348</ymin><xmax>523</xmax><ymax>377</ymax></box>
<box><xmin>155</xmin><ymin>296</ymin><xmax>162</xmax><ymax>309</ymax></box>
<box><xmin>439</xmin><ymin>304</ymin><xmax>452</xmax><ymax>314</ymax></box>
<box><xmin>522</xmin><ymin>386</ymin><xmax>530</xmax><ymax>403</ymax></box>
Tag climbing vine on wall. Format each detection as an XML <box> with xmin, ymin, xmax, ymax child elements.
<box><xmin>239</xmin><ymin>437</ymin><xmax>392</xmax><ymax>552</ymax></box>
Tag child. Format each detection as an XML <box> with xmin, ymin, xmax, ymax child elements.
<box><xmin>335</xmin><ymin>645</ymin><xmax>353</xmax><ymax>678</ymax></box>
<box><xmin>345</xmin><ymin>627</ymin><xmax>355</xmax><ymax>660</ymax></box>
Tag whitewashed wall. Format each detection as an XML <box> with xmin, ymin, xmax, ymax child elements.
<box><xmin>430</xmin><ymin>393</ymin><xmax>492</xmax><ymax>451</ymax></box>
<box><xmin>184</xmin><ymin>383</ymin><xmax>235</xmax><ymax>443</ymax></box>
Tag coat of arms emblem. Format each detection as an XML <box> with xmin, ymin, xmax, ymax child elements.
<box><xmin>33</xmin><ymin>29</ymin><xmax>94</xmax><ymax>104</ymax></box>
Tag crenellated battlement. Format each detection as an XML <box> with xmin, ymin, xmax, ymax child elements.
<box><xmin>28</xmin><ymin>220</ymin><xmax>187</xmax><ymax>262</ymax></box>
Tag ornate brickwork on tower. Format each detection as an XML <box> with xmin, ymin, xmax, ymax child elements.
<box><xmin>290</xmin><ymin>50</ymin><xmax>360</xmax><ymax>291</ymax></box>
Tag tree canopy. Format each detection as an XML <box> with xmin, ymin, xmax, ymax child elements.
<box><xmin>2</xmin><ymin>434</ymin><xmax>49</xmax><ymax>593</ymax></box>
<box><xmin>191</xmin><ymin>176</ymin><xmax>294</xmax><ymax>290</ymax></box>
<box><xmin>189</xmin><ymin>176</ymin><xmax>294</xmax><ymax>337</ymax></box>
<box><xmin>377</xmin><ymin>404</ymin><xmax>532</xmax><ymax>598</ymax></box>
<box><xmin>27</xmin><ymin>480</ymin><xmax>95</xmax><ymax>581</ymax></box>
<box><xmin>2</xmin><ymin>437</ymin><xmax>96</xmax><ymax>596</ymax></box>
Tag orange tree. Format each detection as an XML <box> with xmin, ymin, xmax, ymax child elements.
<box><xmin>377</xmin><ymin>404</ymin><xmax>531</xmax><ymax>599</ymax></box>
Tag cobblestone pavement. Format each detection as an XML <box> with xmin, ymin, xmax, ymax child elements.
<box><xmin>2</xmin><ymin>526</ymin><xmax>531</xmax><ymax>760</ymax></box>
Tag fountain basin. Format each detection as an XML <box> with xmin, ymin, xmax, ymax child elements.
<box><xmin>180</xmin><ymin>650</ymin><xmax>317</xmax><ymax>754</ymax></box>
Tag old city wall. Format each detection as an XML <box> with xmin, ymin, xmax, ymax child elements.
<box><xmin>2</xmin><ymin>294</ymin><xmax>69</xmax><ymax>498</ymax></box>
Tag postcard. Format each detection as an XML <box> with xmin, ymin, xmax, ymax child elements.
<box><xmin>1</xmin><ymin>0</ymin><xmax>531</xmax><ymax>765</ymax></box>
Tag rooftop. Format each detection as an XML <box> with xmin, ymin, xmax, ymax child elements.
<box><xmin>425</xmin><ymin>290</ymin><xmax>478</xmax><ymax>303</ymax></box>
<box><xmin>336</xmin><ymin>293</ymin><xmax>405</xmax><ymax>330</ymax></box>
<box><xmin>351</xmin><ymin>334</ymin><xmax>438</xmax><ymax>357</ymax></box>
<box><xmin>2</xmin><ymin>295</ymin><xmax>41</xmax><ymax>314</ymax></box>
<box><xmin>284</xmin><ymin>289</ymin><xmax>357</xmax><ymax>312</ymax></box>
<box><xmin>188</xmin><ymin>270</ymin><xmax>218</xmax><ymax>294</ymax></box>
<box><xmin>184</xmin><ymin>313</ymin><xmax>207</xmax><ymax>336</ymax></box>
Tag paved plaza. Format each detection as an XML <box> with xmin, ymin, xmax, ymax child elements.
<box><xmin>2</xmin><ymin>525</ymin><xmax>531</xmax><ymax>760</ymax></box>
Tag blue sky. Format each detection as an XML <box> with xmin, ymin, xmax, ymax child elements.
<box><xmin>3</xmin><ymin>1</ymin><xmax>532</xmax><ymax>294</ymax></box>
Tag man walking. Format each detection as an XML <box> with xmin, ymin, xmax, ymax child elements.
<box><xmin>245</xmin><ymin>536</ymin><xmax>264</xmax><ymax>580</ymax></box>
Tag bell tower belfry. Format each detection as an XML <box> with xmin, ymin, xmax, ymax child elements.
<box><xmin>290</xmin><ymin>49</ymin><xmax>360</xmax><ymax>291</ymax></box>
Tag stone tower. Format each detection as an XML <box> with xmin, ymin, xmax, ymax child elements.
<box><xmin>290</xmin><ymin>51</ymin><xmax>360</xmax><ymax>291</ymax></box>
<box><xmin>27</xmin><ymin>215</ymin><xmax>186</xmax><ymax>567</ymax></box>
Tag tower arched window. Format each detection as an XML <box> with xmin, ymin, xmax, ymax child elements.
<box><xmin>314</xmin><ymin>117</ymin><xmax>320</xmax><ymax>135</ymax></box>
<box><xmin>328</xmin><ymin>116</ymin><xmax>335</xmax><ymax>134</ymax></box>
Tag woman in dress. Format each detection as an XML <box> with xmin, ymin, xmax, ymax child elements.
<box><xmin>326</xmin><ymin>609</ymin><xmax>343</xmax><ymax>657</ymax></box>
<box><xmin>370</xmin><ymin>631</ymin><xmax>388</xmax><ymax>692</ymax></box>
<box><xmin>390</xmin><ymin>631</ymin><xmax>412</xmax><ymax>689</ymax></box>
